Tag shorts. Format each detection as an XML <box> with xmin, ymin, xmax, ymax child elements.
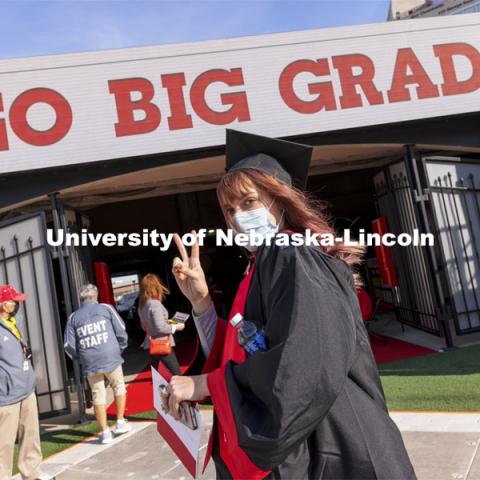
<box><xmin>87</xmin><ymin>365</ymin><xmax>126</xmax><ymax>405</ymax></box>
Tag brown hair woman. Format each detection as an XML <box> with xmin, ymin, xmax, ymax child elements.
<box><xmin>163</xmin><ymin>130</ymin><xmax>416</xmax><ymax>480</ymax></box>
<box><xmin>137</xmin><ymin>274</ymin><xmax>184</xmax><ymax>375</ymax></box>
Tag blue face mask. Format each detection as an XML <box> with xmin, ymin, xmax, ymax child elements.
<box><xmin>233</xmin><ymin>200</ymin><xmax>282</xmax><ymax>252</ymax></box>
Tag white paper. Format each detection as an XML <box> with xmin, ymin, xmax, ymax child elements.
<box><xmin>173</xmin><ymin>311</ymin><xmax>190</xmax><ymax>323</ymax></box>
<box><xmin>151</xmin><ymin>367</ymin><xmax>202</xmax><ymax>461</ymax></box>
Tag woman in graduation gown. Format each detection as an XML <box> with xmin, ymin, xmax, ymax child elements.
<box><xmin>165</xmin><ymin>129</ymin><xmax>417</xmax><ymax>480</ymax></box>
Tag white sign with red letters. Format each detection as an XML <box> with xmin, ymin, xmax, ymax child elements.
<box><xmin>0</xmin><ymin>13</ymin><xmax>479</xmax><ymax>174</ymax></box>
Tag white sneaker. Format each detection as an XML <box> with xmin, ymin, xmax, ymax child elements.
<box><xmin>99</xmin><ymin>428</ymin><xmax>113</xmax><ymax>444</ymax></box>
<box><xmin>113</xmin><ymin>419</ymin><xmax>132</xmax><ymax>435</ymax></box>
<box><xmin>34</xmin><ymin>473</ymin><xmax>54</xmax><ymax>480</ymax></box>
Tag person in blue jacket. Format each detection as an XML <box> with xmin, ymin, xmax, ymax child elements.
<box><xmin>64</xmin><ymin>284</ymin><xmax>130</xmax><ymax>444</ymax></box>
<box><xmin>0</xmin><ymin>285</ymin><xmax>51</xmax><ymax>480</ymax></box>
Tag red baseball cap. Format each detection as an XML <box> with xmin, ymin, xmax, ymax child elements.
<box><xmin>0</xmin><ymin>285</ymin><xmax>27</xmax><ymax>303</ymax></box>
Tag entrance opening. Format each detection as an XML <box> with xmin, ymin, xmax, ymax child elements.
<box><xmin>3</xmin><ymin>143</ymin><xmax>433</xmax><ymax>416</ymax></box>
<box><xmin>75</xmin><ymin>157</ymin><xmax>387</xmax><ymax>374</ymax></box>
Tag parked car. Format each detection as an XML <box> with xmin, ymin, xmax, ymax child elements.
<box><xmin>115</xmin><ymin>291</ymin><xmax>144</xmax><ymax>341</ymax></box>
<box><xmin>116</xmin><ymin>291</ymin><xmax>139</xmax><ymax>315</ymax></box>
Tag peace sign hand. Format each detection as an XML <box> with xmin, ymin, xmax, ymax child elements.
<box><xmin>172</xmin><ymin>231</ymin><xmax>212</xmax><ymax>315</ymax></box>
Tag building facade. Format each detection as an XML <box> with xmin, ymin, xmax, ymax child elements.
<box><xmin>0</xmin><ymin>13</ymin><xmax>479</xmax><ymax>418</ymax></box>
<box><xmin>388</xmin><ymin>0</ymin><xmax>480</xmax><ymax>20</ymax></box>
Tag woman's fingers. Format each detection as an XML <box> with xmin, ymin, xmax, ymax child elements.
<box><xmin>173</xmin><ymin>257</ymin><xmax>198</xmax><ymax>281</ymax></box>
<box><xmin>173</xmin><ymin>260</ymin><xmax>199</xmax><ymax>280</ymax></box>
<box><xmin>173</xmin><ymin>233</ymin><xmax>189</xmax><ymax>264</ymax></box>
<box><xmin>173</xmin><ymin>231</ymin><xmax>203</xmax><ymax>270</ymax></box>
<box><xmin>167</xmin><ymin>393</ymin><xmax>179</xmax><ymax>420</ymax></box>
<box><xmin>191</xmin><ymin>230</ymin><xmax>200</xmax><ymax>264</ymax></box>
<box><xmin>172</xmin><ymin>257</ymin><xmax>184</xmax><ymax>274</ymax></box>
<box><xmin>172</xmin><ymin>257</ymin><xmax>186</xmax><ymax>281</ymax></box>
<box><xmin>168</xmin><ymin>390</ymin><xmax>182</xmax><ymax>420</ymax></box>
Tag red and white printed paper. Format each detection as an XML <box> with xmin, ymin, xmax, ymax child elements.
<box><xmin>152</xmin><ymin>366</ymin><xmax>203</xmax><ymax>479</ymax></box>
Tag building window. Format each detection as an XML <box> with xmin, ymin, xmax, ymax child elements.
<box><xmin>453</xmin><ymin>3</ymin><xmax>480</xmax><ymax>14</ymax></box>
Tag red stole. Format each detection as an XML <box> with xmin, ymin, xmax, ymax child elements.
<box><xmin>202</xmin><ymin>261</ymin><xmax>271</xmax><ymax>479</ymax></box>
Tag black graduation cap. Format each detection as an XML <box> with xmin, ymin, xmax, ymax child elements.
<box><xmin>225</xmin><ymin>129</ymin><xmax>313</xmax><ymax>190</ymax></box>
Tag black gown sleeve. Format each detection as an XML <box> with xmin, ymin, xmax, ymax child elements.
<box><xmin>224</xmin><ymin>243</ymin><xmax>358</xmax><ymax>471</ymax></box>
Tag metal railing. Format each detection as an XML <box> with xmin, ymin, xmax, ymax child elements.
<box><xmin>374</xmin><ymin>163</ymin><xmax>443</xmax><ymax>336</ymax></box>
<box><xmin>425</xmin><ymin>160</ymin><xmax>480</xmax><ymax>335</ymax></box>
<box><xmin>0</xmin><ymin>212</ymin><xmax>70</xmax><ymax>417</ymax></box>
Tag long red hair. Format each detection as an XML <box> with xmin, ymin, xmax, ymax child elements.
<box><xmin>217</xmin><ymin>169</ymin><xmax>367</xmax><ymax>289</ymax></box>
<box><xmin>139</xmin><ymin>273</ymin><xmax>170</xmax><ymax>308</ymax></box>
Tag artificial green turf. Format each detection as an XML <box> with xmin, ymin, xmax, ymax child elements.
<box><xmin>126</xmin><ymin>410</ymin><xmax>158</xmax><ymax>421</ymax></box>
<box><xmin>379</xmin><ymin>345</ymin><xmax>480</xmax><ymax>411</ymax></box>
<box><xmin>12</xmin><ymin>419</ymin><xmax>114</xmax><ymax>475</ymax></box>
<box><xmin>130</xmin><ymin>347</ymin><xmax>480</xmax><ymax>415</ymax></box>
<box><xmin>11</xmin><ymin>346</ymin><xmax>480</xmax><ymax>474</ymax></box>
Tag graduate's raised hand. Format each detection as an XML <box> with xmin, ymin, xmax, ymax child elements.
<box><xmin>167</xmin><ymin>375</ymin><xmax>209</xmax><ymax>420</ymax></box>
<box><xmin>172</xmin><ymin>231</ymin><xmax>212</xmax><ymax>315</ymax></box>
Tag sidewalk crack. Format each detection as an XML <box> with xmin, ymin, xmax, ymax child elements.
<box><xmin>465</xmin><ymin>433</ymin><xmax>480</xmax><ymax>479</ymax></box>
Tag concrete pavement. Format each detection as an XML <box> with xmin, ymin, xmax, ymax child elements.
<box><xmin>31</xmin><ymin>411</ymin><xmax>215</xmax><ymax>480</ymax></box>
<box><xmin>25</xmin><ymin>411</ymin><xmax>480</xmax><ymax>480</ymax></box>
<box><xmin>54</xmin><ymin>420</ymin><xmax>216</xmax><ymax>480</ymax></box>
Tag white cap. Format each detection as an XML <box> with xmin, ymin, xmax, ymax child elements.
<box><xmin>230</xmin><ymin>313</ymin><xmax>244</xmax><ymax>327</ymax></box>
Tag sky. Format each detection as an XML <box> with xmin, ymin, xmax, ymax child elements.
<box><xmin>0</xmin><ymin>0</ymin><xmax>392</xmax><ymax>59</ymax></box>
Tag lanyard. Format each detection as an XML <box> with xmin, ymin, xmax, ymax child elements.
<box><xmin>0</xmin><ymin>318</ymin><xmax>32</xmax><ymax>360</ymax></box>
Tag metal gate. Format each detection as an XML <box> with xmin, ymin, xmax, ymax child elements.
<box><xmin>374</xmin><ymin>148</ymin><xmax>480</xmax><ymax>343</ymax></box>
<box><xmin>422</xmin><ymin>157</ymin><xmax>480</xmax><ymax>335</ymax></box>
<box><xmin>64</xmin><ymin>209</ymin><xmax>95</xmax><ymax>309</ymax></box>
<box><xmin>0</xmin><ymin>212</ymin><xmax>70</xmax><ymax>417</ymax></box>
<box><xmin>373</xmin><ymin>160</ymin><xmax>443</xmax><ymax>336</ymax></box>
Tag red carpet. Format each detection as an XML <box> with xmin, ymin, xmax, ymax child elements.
<box><xmin>369</xmin><ymin>333</ymin><xmax>435</xmax><ymax>364</ymax></box>
<box><xmin>107</xmin><ymin>337</ymin><xmax>199</xmax><ymax>417</ymax></box>
<box><xmin>107</xmin><ymin>334</ymin><xmax>434</xmax><ymax>416</ymax></box>
<box><xmin>109</xmin><ymin>368</ymin><xmax>153</xmax><ymax>417</ymax></box>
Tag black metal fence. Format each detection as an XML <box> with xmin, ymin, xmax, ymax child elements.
<box><xmin>423</xmin><ymin>157</ymin><xmax>480</xmax><ymax>335</ymax></box>
<box><xmin>374</xmin><ymin>151</ymin><xmax>480</xmax><ymax>343</ymax></box>
<box><xmin>0</xmin><ymin>212</ymin><xmax>70</xmax><ymax>417</ymax></box>
<box><xmin>374</xmin><ymin>162</ymin><xmax>443</xmax><ymax>336</ymax></box>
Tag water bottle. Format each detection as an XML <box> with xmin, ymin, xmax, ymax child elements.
<box><xmin>230</xmin><ymin>313</ymin><xmax>267</xmax><ymax>356</ymax></box>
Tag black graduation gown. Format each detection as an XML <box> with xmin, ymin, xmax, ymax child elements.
<box><xmin>207</xmin><ymin>241</ymin><xmax>417</xmax><ymax>480</ymax></box>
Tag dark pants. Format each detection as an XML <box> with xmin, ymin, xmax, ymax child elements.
<box><xmin>151</xmin><ymin>351</ymin><xmax>181</xmax><ymax>375</ymax></box>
